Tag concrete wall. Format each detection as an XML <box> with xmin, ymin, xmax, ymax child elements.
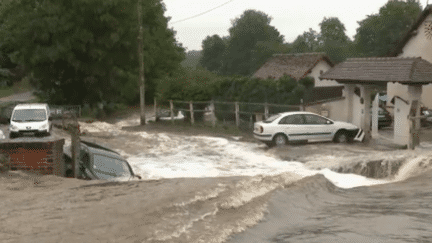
<box><xmin>0</xmin><ymin>139</ymin><xmax>65</xmax><ymax>176</ymax></box>
<box><xmin>305</xmin><ymin>98</ymin><xmax>346</xmax><ymax>121</ymax></box>
<box><xmin>388</xmin><ymin>14</ymin><xmax>432</xmax><ymax>108</ymax></box>
<box><xmin>309</xmin><ymin>60</ymin><xmax>340</xmax><ymax>87</ymax></box>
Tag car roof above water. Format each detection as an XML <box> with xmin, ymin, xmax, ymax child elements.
<box><xmin>13</xmin><ymin>103</ymin><xmax>49</xmax><ymax>110</ymax></box>
<box><xmin>277</xmin><ymin>111</ymin><xmax>321</xmax><ymax>116</ymax></box>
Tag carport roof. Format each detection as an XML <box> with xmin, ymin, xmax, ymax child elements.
<box><xmin>320</xmin><ymin>57</ymin><xmax>432</xmax><ymax>85</ymax></box>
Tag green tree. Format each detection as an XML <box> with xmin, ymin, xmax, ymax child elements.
<box><xmin>221</xmin><ymin>10</ymin><xmax>284</xmax><ymax>76</ymax></box>
<box><xmin>291</xmin><ymin>28</ymin><xmax>321</xmax><ymax>53</ymax></box>
<box><xmin>354</xmin><ymin>0</ymin><xmax>422</xmax><ymax>57</ymax></box>
<box><xmin>0</xmin><ymin>0</ymin><xmax>184</xmax><ymax>106</ymax></box>
<box><xmin>199</xmin><ymin>35</ymin><xmax>226</xmax><ymax>73</ymax></box>
<box><xmin>319</xmin><ymin>17</ymin><xmax>352</xmax><ymax>63</ymax></box>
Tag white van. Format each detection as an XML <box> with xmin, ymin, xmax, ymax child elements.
<box><xmin>9</xmin><ymin>103</ymin><xmax>52</xmax><ymax>138</ymax></box>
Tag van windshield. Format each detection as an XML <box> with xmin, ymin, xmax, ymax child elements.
<box><xmin>12</xmin><ymin>109</ymin><xmax>47</xmax><ymax>122</ymax></box>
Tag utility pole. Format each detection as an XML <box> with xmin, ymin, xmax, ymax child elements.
<box><xmin>137</xmin><ymin>0</ymin><xmax>146</xmax><ymax>125</ymax></box>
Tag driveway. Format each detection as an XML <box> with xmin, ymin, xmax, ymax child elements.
<box><xmin>0</xmin><ymin>91</ymin><xmax>35</xmax><ymax>103</ymax></box>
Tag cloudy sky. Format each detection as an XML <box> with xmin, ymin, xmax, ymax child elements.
<box><xmin>163</xmin><ymin>0</ymin><xmax>430</xmax><ymax>51</ymax></box>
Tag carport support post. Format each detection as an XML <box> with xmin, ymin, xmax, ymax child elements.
<box><xmin>264</xmin><ymin>103</ymin><xmax>269</xmax><ymax>119</ymax></box>
<box><xmin>154</xmin><ymin>98</ymin><xmax>158</xmax><ymax>122</ymax></box>
<box><xmin>345</xmin><ymin>84</ymin><xmax>355</xmax><ymax>123</ymax></box>
<box><xmin>235</xmin><ymin>102</ymin><xmax>240</xmax><ymax>127</ymax></box>
<box><xmin>189</xmin><ymin>101</ymin><xmax>194</xmax><ymax>125</ymax></box>
<box><xmin>371</xmin><ymin>93</ymin><xmax>379</xmax><ymax>138</ymax></box>
<box><xmin>170</xmin><ymin>100</ymin><xmax>174</xmax><ymax>124</ymax></box>
<box><xmin>361</xmin><ymin>86</ymin><xmax>372</xmax><ymax>142</ymax></box>
<box><xmin>210</xmin><ymin>100</ymin><xmax>216</xmax><ymax>128</ymax></box>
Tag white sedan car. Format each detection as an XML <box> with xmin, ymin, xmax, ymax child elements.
<box><xmin>253</xmin><ymin>111</ymin><xmax>364</xmax><ymax>147</ymax></box>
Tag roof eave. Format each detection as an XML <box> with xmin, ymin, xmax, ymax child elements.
<box><xmin>387</xmin><ymin>5</ymin><xmax>432</xmax><ymax>57</ymax></box>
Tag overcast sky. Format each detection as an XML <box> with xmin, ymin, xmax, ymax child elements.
<box><xmin>163</xmin><ymin>0</ymin><xmax>429</xmax><ymax>52</ymax></box>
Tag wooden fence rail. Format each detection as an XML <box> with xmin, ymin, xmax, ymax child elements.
<box><xmin>154</xmin><ymin>99</ymin><xmax>302</xmax><ymax>128</ymax></box>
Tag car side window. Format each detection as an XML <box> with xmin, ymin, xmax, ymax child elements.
<box><xmin>304</xmin><ymin>114</ymin><xmax>329</xmax><ymax>125</ymax></box>
<box><xmin>279</xmin><ymin>114</ymin><xmax>304</xmax><ymax>125</ymax></box>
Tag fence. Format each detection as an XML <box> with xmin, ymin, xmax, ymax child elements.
<box><xmin>49</xmin><ymin>105</ymin><xmax>81</xmax><ymax>119</ymax></box>
<box><xmin>155</xmin><ymin>99</ymin><xmax>302</xmax><ymax>129</ymax></box>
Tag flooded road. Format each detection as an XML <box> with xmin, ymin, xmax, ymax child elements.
<box><xmin>2</xmin><ymin>116</ymin><xmax>432</xmax><ymax>242</ymax></box>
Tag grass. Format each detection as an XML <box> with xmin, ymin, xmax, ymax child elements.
<box><xmin>0</xmin><ymin>78</ymin><xmax>33</xmax><ymax>99</ymax></box>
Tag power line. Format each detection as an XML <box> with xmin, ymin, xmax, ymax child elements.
<box><xmin>170</xmin><ymin>0</ymin><xmax>236</xmax><ymax>24</ymax></box>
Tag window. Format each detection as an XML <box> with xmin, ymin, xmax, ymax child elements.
<box><xmin>304</xmin><ymin>114</ymin><xmax>329</xmax><ymax>125</ymax></box>
<box><xmin>92</xmin><ymin>154</ymin><xmax>132</xmax><ymax>180</ymax></box>
<box><xmin>279</xmin><ymin>114</ymin><xmax>304</xmax><ymax>124</ymax></box>
<box><xmin>12</xmin><ymin>109</ymin><xmax>47</xmax><ymax>122</ymax></box>
<box><xmin>263</xmin><ymin>114</ymin><xmax>281</xmax><ymax>123</ymax></box>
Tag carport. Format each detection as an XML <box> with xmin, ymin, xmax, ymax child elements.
<box><xmin>320</xmin><ymin>57</ymin><xmax>432</xmax><ymax>148</ymax></box>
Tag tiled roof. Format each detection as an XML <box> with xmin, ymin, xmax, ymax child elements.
<box><xmin>388</xmin><ymin>5</ymin><xmax>432</xmax><ymax>57</ymax></box>
<box><xmin>303</xmin><ymin>86</ymin><xmax>344</xmax><ymax>103</ymax></box>
<box><xmin>320</xmin><ymin>57</ymin><xmax>432</xmax><ymax>84</ymax></box>
<box><xmin>253</xmin><ymin>53</ymin><xmax>334</xmax><ymax>80</ymax></box>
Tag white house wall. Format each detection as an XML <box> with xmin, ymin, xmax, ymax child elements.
<box><xmin>305</xmin><ymin>98</ymin><xmax>346</xmax><ymax>122</ymax></box>
<box><xmin>388</xmin><ymin>14</ymin><xmax>432</xmax><ymax>108</ymax></box>
<box><xmin>309</xmin><ymin>60</ymin><xmax>340</xmax><ymax>87</ymax></box>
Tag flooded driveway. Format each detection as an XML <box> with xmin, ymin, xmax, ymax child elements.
<box><xmin>2</xmin><ymin>115</ymin><xmax>432</xmax><ymax>242</ymax></box>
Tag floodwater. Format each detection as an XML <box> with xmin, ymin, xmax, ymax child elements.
<box><xmin>3</xmin><ymin>117</ymin><xmax>432</xmax><ymax>242</ymax></box>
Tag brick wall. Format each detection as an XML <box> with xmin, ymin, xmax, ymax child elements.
<box><xmin>0</xmin><ymin>139</ymin><xmax>65</xmax><ymax>176</ymax></box>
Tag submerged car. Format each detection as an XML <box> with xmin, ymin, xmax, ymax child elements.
<box><xmin>64</xmin><ymin>141</ymin><xmax>141</xmax><ymax>181</ymax></box>
<box><xmin>253</xmin><ymin>111</ymin><xmax>363</xmax><ymax>147</ymax></box>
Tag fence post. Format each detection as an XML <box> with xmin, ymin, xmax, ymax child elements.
<box><xmin>264</xmin><ymin>103</ymin><xmax>269</xmax><ymax>119</ymax></box>
<box><xmin>154</xmin><ymin>98</ymin><xmax>157</xmax><ymax>122</ymax></box>
<box><xmin>211</xmin><ymin>100</ymin><xmax>216</xmax><ymax>128</ymax></box>
<box><xmin>235</xmin><ymin>102</ymin><xmax>240</xmax><ymax>127</ymax></box>
<box><xmin>300</xmin><ymin>99</ymin><xmax>304</xmax><ymax>111</ymax></box>
<box><xmin>78</xmin><ymin>105</ymin><xmax>81</xmax><ymax>117</ymax></box>
<box><xmin>170</xmin><ymin>100</ymin><xmax>174</xmax><ymax>124</ymax></box>
<box><xmin>189</xmin><ymin>101</ymin><xmax>194</xmax><ymax>125</ymax></box>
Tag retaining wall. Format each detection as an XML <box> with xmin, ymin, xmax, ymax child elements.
<box><xmin>0</xmin><ymin>138</ymin><xmax>65</xmax><ymax>176</ymax></box>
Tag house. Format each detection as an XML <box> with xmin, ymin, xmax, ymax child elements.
<box><xmin>253</xmin><ymin>52</ymin><xmax>346</xmax><ymax>121</ymax></box>
<box><xmin>387</xmin><ymin>4</ymin><xmax>432</xmax><ymax>108</ymax></box>
<box><xmin>253</xmin><ymin>52</ymin><xmax>340</xmax><ymax>87</ymax></box>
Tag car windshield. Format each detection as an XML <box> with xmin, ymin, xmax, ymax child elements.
<box><xmin>92</xmin><ymin>154</ymin><xmax>132</xmax><ymax>180</ymax></box>
<box><xmin>263</xmin><ymin>114</ymin><xmax>281</xmax><ymax>123</ymax></box>
<box><xmin>12</xmin><ymin>109</ymin><xmax>46</xmax><ymax>122</ymax></box>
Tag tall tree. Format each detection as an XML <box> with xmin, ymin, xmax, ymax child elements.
<box><xmin>199</xmin><ymin>35</ymin><xmax>226</xmax><ymax>73</ymax></box>
<box><xmin>354</xmin><ymin>0</ymin><xmax>422</xmax><ymax>57</ymax></box>
<box><xmin>291</xmin><ymin>28</ymin><xmax>321</xmax><ymax>53</ymax></box>
<box><xmin>0</xmin><ymin>0</ymin><xmax>184</xmax><ymax>106</ymax></box>
<box><xmin>319</xmin><ymin>17</ymin><xmax>352</xmax><ymax>63</ymax></box>
<box><xmin>221</xmin><ymin>10</ymin><xmax>284</xmax><ymax>76</ymax></box>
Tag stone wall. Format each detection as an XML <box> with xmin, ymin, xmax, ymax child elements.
<box><xmin>0</xmin><ymin>138</ymin><xmax>65</xmax><ymax>176</ymax></box>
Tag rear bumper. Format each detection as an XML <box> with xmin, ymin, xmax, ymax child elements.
<box><xmin>253</xmin><ymin>132</ymin><xmax>272</xmax><ymax>141</ymax></box>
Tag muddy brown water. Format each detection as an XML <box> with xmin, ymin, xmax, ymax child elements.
<box><xmin>2</xmin><ymin>121</ymin><xmax>432</xmax><ymax>242</ymax></box>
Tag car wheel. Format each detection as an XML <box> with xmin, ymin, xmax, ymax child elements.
<box><xmin>334</xmin><ymin>131</ymin><xmax>348</xmax><ymax>143</ymax></box>
<box><xmin>273</xmin><ymin>134</ymin><xmax>288</xmax><ymax>147</ymax></box>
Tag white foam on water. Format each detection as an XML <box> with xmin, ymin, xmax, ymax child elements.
<box><xmin>125</xmin><ymin>134</ymin><xmax>389</xmax><ymax>189</ymax></box>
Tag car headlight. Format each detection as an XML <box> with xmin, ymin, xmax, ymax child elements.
<box><xmin>9</xmin><ymin>125</ymin><xmax>17</xmax><ymax>130</ymax></box>
<box><xmin>41</xmin><ymin>124</ymin><xmax>48</xmax><ymax>129</ymax></box>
